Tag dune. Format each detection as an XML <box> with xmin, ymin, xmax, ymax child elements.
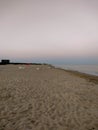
<box><xmin>0</xmin><ymin>65</ymin><xmax>98</xmax><ymax>130</ymax></box>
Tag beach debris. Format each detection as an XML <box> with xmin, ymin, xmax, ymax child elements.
<box><xmin>36</xmin><ymin>67</ymin><xmax>39</xmax><ymax>70</ymax></box>
<box><xmin>18</xmin><ymin>66</ymin><xmax>25</xmax><ymax>69</ymax></box>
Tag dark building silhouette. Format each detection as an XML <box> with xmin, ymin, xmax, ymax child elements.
<box><xmin>1</xmin><ymin>59</ymin><xmax>10</xmax><ymax>64</ymax></box>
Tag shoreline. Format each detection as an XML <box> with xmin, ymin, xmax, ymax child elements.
<box><xmin>54</xmin><ymin>64</ymin><xmax>98</xmax><ymax>76</ymax></box>
<box><xmin>0</xmin><ymin>64</ymin><xmax>98</xmax><ymax>84</ymax></box>
<box><xmin>54</xmin><ymin>66</ymin><xmax>98</xmax><ymax>84</ymax></box>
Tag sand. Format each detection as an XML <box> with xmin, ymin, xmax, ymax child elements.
<box><xmin>0</xmin><ymin>64</ymin><xmax>98</xmax><ymax>130</ymax></box>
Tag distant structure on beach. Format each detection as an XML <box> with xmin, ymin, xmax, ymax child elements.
<box><xmin>1</xmin><ymin>59</ymin><xmax>10</xmax><ymax>64</ymax></box>
<box><xmin>0</xmin><ymin>59</ymin><xmax>48</xmax><ymax>65</ymax></box>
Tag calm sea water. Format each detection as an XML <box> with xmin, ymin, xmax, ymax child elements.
<box><xmin>54</xmin><ymin>64</ymin><xmax>98</xmax><ymax>76</ymax></box>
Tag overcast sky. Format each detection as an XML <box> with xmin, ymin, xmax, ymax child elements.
<box><xmin>0</xmin><ymin>0</ymin><xmax>98</xmax><ymax>64</ymax></box>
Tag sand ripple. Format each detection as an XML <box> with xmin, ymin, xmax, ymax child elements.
<box><xmin>0</xmin><ymin>65</ymin><xmax>98</xmax><ymax>130</ymax></box>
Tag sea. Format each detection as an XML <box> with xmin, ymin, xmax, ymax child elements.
<box><xmin>54</xmin><ymin>64</ymin><xmax>98</xmax><ymax>76</ymax></box>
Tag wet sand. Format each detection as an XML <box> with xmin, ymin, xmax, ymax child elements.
<box><xmin>0</xmin><ymin>65</ymin><xmax>98</xmax><ymax>130</ymax></box>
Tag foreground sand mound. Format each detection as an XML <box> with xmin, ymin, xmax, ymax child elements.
<box><xmin>0</xmin><ymin>65</ymin><xmax>98</xmax><ymax>130</ymax></box>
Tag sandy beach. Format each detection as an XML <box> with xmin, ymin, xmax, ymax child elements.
<box><xmin>0</xmin><ymin>64</ymin><xmax>98</xmax><ymax>130</ymax></box>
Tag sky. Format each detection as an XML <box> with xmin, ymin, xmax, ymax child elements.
<box><xmin>0</xmin><ymin>0</ymin><xmax>98</xmax><ymax>64</ymax></box>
